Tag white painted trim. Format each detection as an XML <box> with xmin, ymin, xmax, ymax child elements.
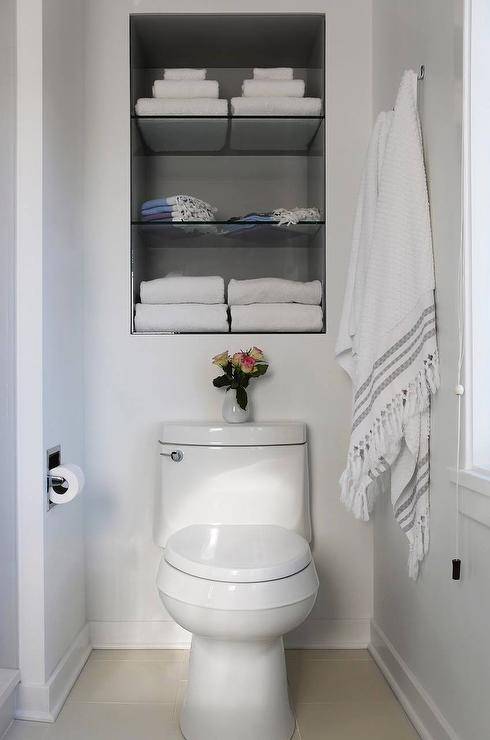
<box><xmin>0</xmin><ymin>670</ymin><xmax>20</xmax><ymax>738</ymax></box>
<box><xmin>16</xmin><ymin>0</ymin><xmax>46</xmax><ymax>688</ymax></box>
<box><xmin>90</xmin><ymin>620</ymin><xmax>191</xmax><ymax>650</ymax></box>
<box><xmin>90</xmin><ymin>618</ymin><xmax>370</xmax><ymax>650</ymax></box>
<box><xmin>369</xmin><ymin>622</ymin><xmax>460</xmax><ymax>740</ymax></box>
<box><xmin>15</xmin><ymin>624</ymin><xmax>91</xmax><ymax>723</ymax></box>
<box><xmin>449</xmin><ymin>466</ymin><xmax>490</xmax><ymax>497</ymax></box>
<box><xmin>449</xmin><ymin>468</ymin><xmax>490</xmax><ymax>527</ymax></box>
<box><xmin>286</xmin><ymin>618</ymin><xmax>370</xmax><ymax>648</ymax></box>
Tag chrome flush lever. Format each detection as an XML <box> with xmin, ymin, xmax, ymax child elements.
<box><xmin>158</xmin><ymin>442</ymin><xmax>184</xmax><ymax>462</ymax></box>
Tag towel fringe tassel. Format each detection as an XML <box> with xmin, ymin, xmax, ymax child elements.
<box><xmin>340</xmin><ymin>350</ymin><xmax>439</xmax><ymax>522</ymax></box>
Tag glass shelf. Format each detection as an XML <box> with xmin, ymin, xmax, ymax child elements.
<box><xmin>133</xmin><ymin>115</ymin><xmax>324</xmax><ymax>155</ymax></box>
<box><xmin>131</xmin><ymin>220</ymin><xmax>325</xmax><ymax>245</ymax></box>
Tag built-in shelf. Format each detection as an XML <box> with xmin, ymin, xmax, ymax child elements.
<box><xmin>132</xmin><ymin>221</ymin><xmax>325</xmax><ymax>245</ymax></box>
<box><xmin>130</xmin><ymin>12</ymin><xmax>326</xmax><ymax>334</ymax></box>
<box><xmin>133</xmin><ymin>116</ymin><xmax>324</xmax><ymax>155</ymax></box>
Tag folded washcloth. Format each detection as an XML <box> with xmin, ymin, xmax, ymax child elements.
<box><xmin>135</xmin><ymin>98</ymin><xmax>228</xmax><ymax>116</ymax></box>
<box><xmin>152</xmin><ymin>80</ymin><xmax>219</xmax><ymax>99</ymax></box>
<box><xmin>142</xmin><ymin>197</ymin><xmax>179</xmax><ymax>209</ymax></box>
<box><xmin>228</xmin><ymin>278</ymin><xmax>322</xmax><ymax>306</ymax></box>
<box><xmin>141</xmin><ymin>204</ymin><xmax>175</xmax><ymax>215</ymax></box>
<box><xmin>230</xmin><ymin>304</ymin><xmax>323</xmax><ymax>333</ymax></box>
<box><xmin>140</xmin><ymin>276</ymin><xmax>225</xmax><ymax>304</ymax></box>
<box><xmin>231</xmin><ymin>97</ymin><xmax>322</xmax><ymax>116</ymax></box>
<box><xmin>272</xmin><ymin>207</ymin><xmax>321</xmax><ymax>224</ymax></box>
<box><xmin>253</xmin><ymin>67</ymin><xmax>294</xmax><ymax>80</ymax></box>
<box><xmin>227</xmin><ymin>213</ymin><xmax>275</xmax><ymax>223</ymax></box>
<box><xmin>242</xmin><ymin>79</ymin><xmax>305</xmax><ymax>98</ymax></box>
<box><xmin>141</xmin><ymin>212</ymin><xmax>176</xmax><ymax>222</ymax></box>
<box><xmin>140</xmin><ymin>195</ymin><xmax>217</xmax><ymax>222</ymax></box>
<box><xmin>164</xmin><ymin>68</ymin><xmax>207</xmax><ymax>80</ymax></box>
<box><xmin>135</xmin><ymin>303</ymin><xmax>229</xmax><ymax>333</ymax></box>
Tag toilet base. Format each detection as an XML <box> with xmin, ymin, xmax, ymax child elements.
<box><xmin>180</xmin><ymin>635</ymin><xmax>295</xmax><ymax>740</ymax></box>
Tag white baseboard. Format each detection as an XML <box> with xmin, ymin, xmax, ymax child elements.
<box><xmin>90</xmin><ymin>620</ymin><xmax>192</xmax><ymax>649</ymax></box>
<box><xmin>15</xmin><ymin>624</ymin><xmax>91</xmax><ymax>722</ymax></box>
<box><xmin>0</xmin><ymin>669</ymin><xmax>20</xmax><ymax>738</ymax></box>
<box><xmin>369</xmin><ymin>621</ymin><xmax>459</xmax><ymax>740</ymax></box>
<box><xmin>90</xmin><ymin>618</ymin><xmax>370</xmax><ymax>650</ymax></box>
<box><xmin>286</xmin><ymin>618</ymin><xmax>370</xmax><ymax>648</ymax></box>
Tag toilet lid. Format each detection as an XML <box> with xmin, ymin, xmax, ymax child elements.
<box><xmin>164</xmin><ymin>524</ymin><xmax>312</xmax><ymax>583</ymax></box>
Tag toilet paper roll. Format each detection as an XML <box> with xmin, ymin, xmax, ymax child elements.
<box><xmin>49</xmin><ymin>463</ymin><xmax>85</xmax><ymax>505</ymax></box>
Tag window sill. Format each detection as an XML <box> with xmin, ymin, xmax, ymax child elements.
<box><xmin>449</xmin><ymin>468</ymin><xmax>490</xmax><ymax>528</ymax></box>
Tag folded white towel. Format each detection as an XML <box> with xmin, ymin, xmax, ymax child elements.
<box><xmin>253</xmin><ymin>67</ymin><xmax>294</xmax><ymax>80</ymax></box>
<box><xmin>164</xmin><ymin>69</ymin><xmax>207</xmax><ymax>80</ymax></box>
<box><xmin>230</xmin><ymin>304</ymin><xmax>323</xmax><ymax>332</ymax></box>
<box><xmin>231</xmin><ymin>97</ymin><xmax>322</xmax><ymax>116</ymax></box>
<box><xmin>152</xmin><ymin>80</ymin><xmax>219</xmax><ymax>99</ymax></box>
<box><xmin>228</xmin><ymin>278</ymin><xmax>322</xmax><ymax>305</ymax></box>
<box><xmin>140</xmin><ymin>276</ymin><xmax>225</xmax><ymax>305</ymax></box>
<box><xmin>135</xmin><ymin>98</ymin><xmax>228</xmax><ymax>116</ymax></box>
<box><xmin>242</xmin><ymin>79</ymin><xmax>305</xmax><ymax>98</ymax></box>
<box><xmin>135</xmin><ymin>304</ymin><xmax>229</xmax><ymax>333</ymax></box>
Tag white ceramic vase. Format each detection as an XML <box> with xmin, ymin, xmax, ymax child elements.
<box><xmin>222</xmin><ymin>389</ymin><xmax>250</xmax><ymax>423</ymax></box>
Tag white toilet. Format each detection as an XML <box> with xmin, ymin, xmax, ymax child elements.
<box><xmin>156</xmin><ymin>422</ymin><xmax>319</xmax><ymax>740</ymax></box>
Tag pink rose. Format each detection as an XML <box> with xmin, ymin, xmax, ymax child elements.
<box><xmin>240</xmin><ymin>354</ymin><xmax>256</xmax><ymax>374</ymax></box>
<box><xmin>232</xmin><ymin>352</ymin><xmax>244</xmax><ymax>367</ymax></box>
<box><xmin>212</xmin><ymin>351</ymin><xmax>229</xmax><ymax>368</ymax></box>
<box><xmin>249</xmin><ymin>346</ymin><xmax>264</xmax><ymax>361</ymax></box>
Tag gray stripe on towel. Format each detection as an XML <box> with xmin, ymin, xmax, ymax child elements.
<box><xmin>352</xmin><ymin>329</ymin><xmax>437</xmax><ymax>432</ymax></box>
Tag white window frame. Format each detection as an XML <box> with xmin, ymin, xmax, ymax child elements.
<box><xmin>453</xmin><ymin>0</ymin><xmax>490</xmax><ymax>506</ymax></box>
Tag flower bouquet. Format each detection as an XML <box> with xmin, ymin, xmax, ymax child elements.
<box><xmin>212</xmin><ymin>348</ymin><xmax>269</xmax><ymax>419</ymax></box>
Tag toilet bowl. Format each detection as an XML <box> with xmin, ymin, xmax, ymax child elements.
<box><xmin>155</xmin><ymin>422</ymin><xmax>317</xmax><ymax>740</ymax></box>
<box><xmin>157</xmin><ymin>523</ymin><xmax>319</xmax><ymax>740</ymax></box>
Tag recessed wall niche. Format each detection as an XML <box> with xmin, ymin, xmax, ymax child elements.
<box><xmin>130</xmin><ymin>13</ymin><xmax>326</xmax><ymax>334</ymax></box>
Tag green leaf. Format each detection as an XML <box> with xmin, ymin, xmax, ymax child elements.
<box><xmin>213</xmin><ymin>375</ymin><xmax>232</xmax><ymax>388</ymax></box>
<box><xmin>252</xmin><ymin>363</ymin><xmax>268</xmax><ymax>377</ymax></box>
<box><xmin>236</xmin><ymin>386</ymin><xmax>248</xmax><ymax>410</ymax></box>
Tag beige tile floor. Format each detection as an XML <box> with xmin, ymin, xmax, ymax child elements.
<box><xmin>4</xmin><ymin>649</ymin><xmax>420</xmax><ymax>740</ymax></box>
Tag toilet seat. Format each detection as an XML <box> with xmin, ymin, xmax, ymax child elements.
<box><xmin>164</xmin><ymin>524</ymin><xmax>312</xmax><ymax>583</ymax></box>
<box><xmin>157</xmin><ymin>556</ymin><xmax>318</xmax><ymax>611</ymax></box>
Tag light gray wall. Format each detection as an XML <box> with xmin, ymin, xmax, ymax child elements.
<box><xmin>43</xmin><ymin>0</ymin><xmax>87</xmax><ymax>676</ymax></box>
<box><xmin>0</xmin><ymin>0</ymin><xmax>18</xmax><ymax>671</ymax></box>
<box><xmin>83</xmin><ymin>0</ymin><xmax>374</xmax><ymax>646</ymax></box>
<box><xmin>372</xmin><ymin>2</ymin><xmax>490</xmax><ymax>739</ymax></box>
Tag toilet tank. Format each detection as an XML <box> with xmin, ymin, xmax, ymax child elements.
<box><xmin>155</xmin><ymin>422</ymin><xmax>311</xmax><ymax>547</ymax></box>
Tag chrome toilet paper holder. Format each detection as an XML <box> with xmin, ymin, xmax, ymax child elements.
<box><xmin>46</xmin><ymin>444</ymin><xmax>68</xmax><ymax>510</ymax></box>
<box><xmin>47</xmin><ymin>473</ymin><xmax>68</xmax><ymax>488</ymax></box>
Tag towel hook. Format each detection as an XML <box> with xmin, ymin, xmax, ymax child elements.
<box><xmin>418</xmin><ymin>65</ymin><xmax>426</xmax><ymax>81</ymax></box>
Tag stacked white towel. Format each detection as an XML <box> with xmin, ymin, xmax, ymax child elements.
<box><xmin>136</xmin><ymin>69</ymin><xmax>228</xmax><ymax>116</ymax></box>
<box><xmin>163</xmin><ymin>69</ymin><xmax>207</xmax><ymax>80</ymax></box>
<box><xmin>135</xmin><ymin>275</ymin><xmax>228</xmax><ymax>333</ymax></box>
<box><xmin>253</xmin><ymin>68</ymin><xmax>294</xmax><ymax>80</ymax></box>
<box><xmin>230</xmin><ymin>304</ymin><xmax>323</xmax><ymax>333</ymax></box>
<box><xmin>141</xmin><ymin>275</ymin><xmax>224</xmax><ymax>304</ymax></box>
<box><xmin>228</xmin><ymin>278</ymin><xmax>322</xmax><ymax>305</ymax></box>
<box><xmin>229</xmin><ymin>278</ymin><xmax>323</xmax><ymax>332</ymax></box>
<box><xmin>135</xmin><ymin>304</ymin><xmax>228</xmax><ymax>333</ymax></box>
<box><xmin>231</xmin><ymin>68</ymin><xmax>321</xmax><ymax>116</ymax></box>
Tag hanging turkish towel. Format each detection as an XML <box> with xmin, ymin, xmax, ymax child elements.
<box><xmin>336</xmin><ymin>70</ymin><xmax>439</xmax><ymax>579</ymax></box>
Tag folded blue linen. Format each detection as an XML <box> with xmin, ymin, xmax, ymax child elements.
<box><xmin>141</xmin><ymin>204</ymin><xmax>175</xmax><ymax>215</ymax></box>
<box><xmin>142</xmin><ymin>197</ymin><xmax>178</xmax><ymax>210</ymax></box>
